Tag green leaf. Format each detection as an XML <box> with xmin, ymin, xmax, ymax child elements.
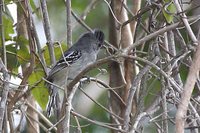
<box><xmin>162</xmin><ymin>0</ymin><xmax>176</xmax><ymax>23</ymax></box>
<box><xmin>72</xmin><ymin>0</ymin><xmax>90</xmax><ymax>12</ymax></box>
<box><xmin>4</xmin><ymin>0</ymin><xmax>13</xmax><ymax>3</ymax></box>
<box><xmin>3</xmin><ymin>15</ymin><xmax>14</xmax><ymax>40</ymax></box>
<box><xmin>144</xmin><ymin>75</ymin><xmax>161</xmax><ymax>107</ymax></box>
<box><xmin>28</xmin><ymin>69</ymin><xmax>49</xmax><ymax>110</ymax></box>
<box><xmin>43</xmin><ymin>43</ymin><xmax>68</xmax><ymax>66</ymax></box>
<box><xmin>30</xmin><ymin>0</ymin><xmax>41</xmax><ymax>17</ymax></box>
<box><xmin>4</xmin><ymin>5</ymin><xmax>14</xmax><ymax>22</ymax></box>
<box><xmin>6</xmin><ymin>43</ymin><xmax>20</xmax><ymax>71</ymax></box>
<box><xmin>16</xmin><ymin>36</ymin><xmax>30</xmax><ymax>64</ymax></box>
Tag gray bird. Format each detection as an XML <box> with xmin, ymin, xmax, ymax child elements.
<box><xmin>46</xmin><ymin>29</ymin><xmax>104</xmax><ymax>117</ymax></box>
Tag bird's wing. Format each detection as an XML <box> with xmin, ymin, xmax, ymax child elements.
<box><xmin>47</xmin><ymin>50</ymin><xmax>82</xmax><ymax>80</ymax></box>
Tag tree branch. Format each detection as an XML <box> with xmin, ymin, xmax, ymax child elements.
<box><xmin>123</xmin><ymin>56</ymin><xmax>160</xmax><ymax>131</ymax></box>
<box><xmin>71</xmin><ymin>110</ymin><xmax>126</xmax><ymax>133</ymax></box>
<box><xmin>176</xmin><ymin>41</ymin><xmax>200</xmax><ymax>132</ymax></box>
<box><xmin>66</xmin><ymin>0</ymin><xmax>72</xmax><ymax>47</ymax></box>
<box><xmin>173</xmin><ymin>0</ymin><xmax>198</xmax><ymax>44</ymax></box>
<box><xmin>0</xmin><ymin>59</ymin><xmax>10</xmax><ymax>132</ymax></box>
<box><xmin>123</xmin><ymin>15</ymin><xmax>200</xmax><ymax>54</ymax></box>
<box><xmin>40</xmin><ymin>0</ymin><xmax>56</xmax><ymax>65</ymax></box>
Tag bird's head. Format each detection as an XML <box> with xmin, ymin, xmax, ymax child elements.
<box><xmin>77</xmin><ymin>29</ymin><xmax>104</xmax><ymax>51</ymax></box>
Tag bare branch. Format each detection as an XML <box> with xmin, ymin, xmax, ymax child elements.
<box><xmin>128</xmin><ymin>112</ymin><xmax>147</xmax><ymax>133</ymax></box>
<box><xmin>59</xmin><ymin>81</ymin><xmax>78</xmax><ymax>133</ymax></box>
<box><xmin>78</xmin><ymin>78</ymin><xmax>124</xmax><ymax>121</ymax></box>
<box><xmin>26</xmin><ymin>2</ymin><xmax>47</xmax><ymax>74</ymax></box>
<box><xmin>71</xmin><ymin>10</ymin><xmax>118</xmax><ymax>51</ymax></box>
<box><xmin>73</xmin><ymin>115</ymin><xmax>82</xmax><ymax>133</ymax></box>
<box><xmin>173</xmin><ymin>0</ymin><xmax>198</xmax><ymax>44</ymax></box>
<box><xmin>25</xmin><ymin>102</ymin><xmax>57</xmax><ymax>132</ymax></box>
<box><xmin>80</xmin><ymin>0</ymin><xmax>98</xmax><ymax>20</ymax></box>
<box><xmin>123</xmin><ymin>15</ymin><xmax>200</xmax><ymax>54</ymax></box>
<box><xmin>66</xmin><ymin>0</ymin><xmax>72</xmax><ymax>47</ymax></box>
<box><xmin>0</xmin><ymin>59</ymin><xmax>10</xmax><ymax>132</ymax></box>
<box><xmin>71</xmin><ymin>110</ymin><xmax>126</xmax><ymax>133</ymax></box>
<box><xmin>123</xmin><ymin>56</ymin><xmax>160</xmax><ymax>131</ymax></box>
<box><xmin>176</xmin><ymin>42</ymin><xmax>200</xmax><ymax>132</ymax></box>
<box><xmin>40</xmin><ymin>0</ymin><xmax>56</xmax><ymax>65</ymax></box>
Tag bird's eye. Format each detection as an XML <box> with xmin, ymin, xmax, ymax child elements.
<box><xmin>97</xmin><ymin>42</ymin><xmax>102</xmax><ymax>48</ymax></box>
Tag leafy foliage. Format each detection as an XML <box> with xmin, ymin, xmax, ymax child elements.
<box><xmin>43</xmin><ymin>43</ymin><xmax>68</xmax><ymax>66</ymax></box>
<box><xmin>28</xmin><ymin>69</ymin><xmax>49</xmax><ymax>110</ymax></box>
<box><xmin>2</xmin><ymin>15</ymin><xmax>14</xmax><ymax>40</ymax></box>
<box><xmin>162</xmin><ymin>0</ymin><xmax>176</xmax><ymax>23</ymax></box>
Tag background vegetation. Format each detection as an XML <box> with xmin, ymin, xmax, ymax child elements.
<box><xmin>0</xmin><ymin>0</ymin><xmax>200</xmax><ymax>132</ymax></box>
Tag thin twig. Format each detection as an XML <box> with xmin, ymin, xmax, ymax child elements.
<box><xmin>71</xmin><ymin>10</ymin><xmax>118</xmax><ymax>51</ymax></box>
<box><xmin>59</xmin><ymin>82</ymin><xmax>78</xmax><ymax>133</ymax></box>
<box><xmin>40</xmin><ymin>0</ymin><xmax>56</xmax><ymax>65</ymax></box>
<box><xmin>73</xmin><ymin>115</ymin><xmax>82</xmax><ymax>133</ymax></box>
<box><xmin>47</xmin><ymin>115</ymin><xmax>65</xmax><ymax>132</ymax></box>
<box><xmin>24</xmin><ymin>110</ymin><xmax>48</xmax><ymax>132</ymax></box>
<box><xmin>80</xmin><ymin>0</ymin><xmax>98</xmax><ymax>20</ymax></box>
<box><xmin>71</xmin><ymin>110</ymin><xmax>126</xmax><ymax>133</ymax></box>
<box><xmin>102</xmin><ymin>0</ymin><xmax>121</xmax><ymax>26</ymax></box>
<box><xmin>27</xmin><ymin>0</ymin><xmax>47</xmax><ymax>75</ymax></box>
<box><xmin>8</xmin><ymin>0</ymin><xmax>35</xmax><ymax>118</ymax></box>
<box><xmin>173</xmin><ymin>0</ymin><xmax>198</xmax><ymax>44</ymax></box>
<box><xmin>129</xmin><ymin>112</ymin><xmax>147</xmax><ymax>133</ymax></box>
<box><xmin>123</xmin><ymin>56</ymin><xmax>160</xmax><ymax>131</ymax></box>
<box><xmin>66</xmin><ymin>0</ymin><xmax>72</xmax><ymax>47</ymax></box>
<box><xmin>90</xmin><ymin>77</ymin><xmax>126</xmax><ymax>106</ymax></box>
<box><xmin>78</xmin><ymin>80</ymin><xmax>123</xmax><ymax>121</ymax></box>
<box><xmin>123</xmin><ymin>15</ymin><xmax>200</xmax><ymax>54</ymax></box>
<box><xmin>25</xmin><ymin>102</ymin><xmax>57</xmax><ymax>132</ymax></box>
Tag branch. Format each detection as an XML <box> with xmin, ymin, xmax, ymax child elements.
<box><xmin>59</xmin><ymin>80</ymin><xmax>78</xmax><ymax>133</ymax></box>
<box><xmin>175</xmin><ymin>42</ymin><xmax>200</xmax><ymax>132</ymax></box>
<box><xmin>26</xmin><ymin>1</ymin><xmax>47</xmax><ymax>74</ymax></box>
<box><xmin>123</xmin><ymin>56</ymin><xmax>160</xmax><ymax>131</ymax></box>
<box><xmin>89</xmin><ymin>77</ymin><xmax>126</xmax><ymax>106</ymax></box>
<box><xmin>71</xmin><ymin>110</ymin><xmax>126</xmax><ymax>133</ymax></box>
<box><xmin>25</xmin><ymin>111</ymin><xmax>48</xmax><ymax>132</ymax></box>
<box><xmin>40</xmin><ymin>0</ymin><xmax>56</xmax><ymax>65</ymax></box>
<box><xmin>102</xmin><ymin>0</ymin><xmax>121</xmax><ymax>26</ymax></box>
<box><xmin>71</xmin><ymin>10</ymin><xmax>118</xmax><ymax>51</ymax></box>
<box><xmin>78</xmin><ymin>78</ymin><xmax>124</xmax><ymax>121</ymax></box>
<box><xmin>80</xmin><ymin>0</ymin><xmax>98</xmax><ymax>20</ymax></box>
<box><xmin>0</xmin><ymin>58</ymin><xmax>10</xmax><ymax>132</ymax></box>
<box><xmin>25</xmin><ymin>102</ymin><xmax>57</xmax><ymax>132</ymax></box>
<box><xmin>129</xmin><ymin>112</ymin><xmax>147</xmax><ymax>133</ymax></box>
<box><xmin>8</xmin><ymin>0</ymin><xmax>35</xmax><ymax>118</ymax></box>
<box><xmin>58</xmin><ymin>56</ymin><xmax>114</xmax><ymax>132</ymax></box>
<box><xmin>67</xmin><ymin>56</ymin><xmax>114</xmax><ymax>90</ymax></box>
<box><xmin>129</xmin><ymin>96</ymin><xmax>162</xmax><ymax>133</ymax></box>
<box><xmin>66</xmin><ymin>0</ymin><xmax>72</xmax><ymax>47</ymax></box>
<box><xmin>173</xmin><ymin>0</ymin><xmax>198</xmax><ymax>44</ymax></box>
<box><xmin>73</xmin><ymin>115</ymin><xmax>82</xmax><ymax>133</ymax></box>
<box><xmin>123</xmin><ymin>15</ymin><xmax>200</xmax><ymax>54</ymax></box>
<box><xmin>122</xmin><ymin>3</ymin><xmax>156</xmax><ymax>27</ymax></box>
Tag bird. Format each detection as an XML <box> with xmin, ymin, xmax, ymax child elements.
<box><xmin>46</xmin><ymin>29</ymin><xmax>104</xmax><ymax>117</ymax></box>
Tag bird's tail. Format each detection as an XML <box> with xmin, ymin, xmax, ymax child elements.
<box><xmin>46</xmin><ymin>89</ymin><xmax>54</xmax><ymax>117</ymax></box>
<box><xmin>46</xmin><ymin>87</ymin><xmax>60</xmax><ymax>117</ymax></box>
